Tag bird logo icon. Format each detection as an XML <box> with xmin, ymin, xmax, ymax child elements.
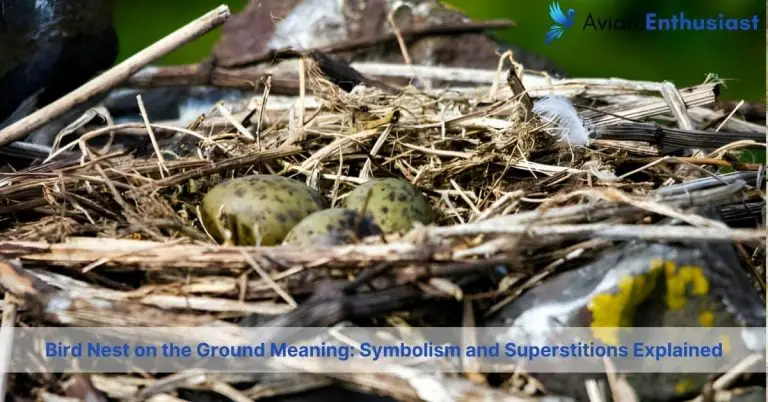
<box><xmin>545</xmin><ymin>1</ymin><xmax>576</xmax><ymax>44</ymax></box>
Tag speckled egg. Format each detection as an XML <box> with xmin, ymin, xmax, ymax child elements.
<box><xmin>200</xmin><ymin>175</ymin><xmax>328</xmax><ymax>246</ymax></box>
<box><xmin>282</xmin><ymin>208</ymin><xmax>382</xmax><ymax>246</ymax></box>
<box><xmin>341</xmin><ymin>178</ymin><xmax>434</xmax><ymax>234</ymax></box>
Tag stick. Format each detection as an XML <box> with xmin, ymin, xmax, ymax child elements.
<box><xmin>431</xmin><ymin>223</ymin><xmax>765</xmax><ymax>242</ymax></box>
<box><xmin>507</xmin><ymin>66</ymin><xmax>533</xmax><ymax>120</ymax></box>
<box><xmin>136</xmin><ymin>95</ymin><xmax>169</xmax><ymax>177</ymax></box>
<box><xmin>0</xmin><ymin>5</ymin><xmax>231</xmax><ymax>147</ymax></box>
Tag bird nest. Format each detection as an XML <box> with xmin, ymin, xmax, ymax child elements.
<box><xmin>0</xmin><ymin>53</ymin><xmax>765</xmax><ymax>401</ymax></box>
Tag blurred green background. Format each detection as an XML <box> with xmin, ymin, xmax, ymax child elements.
<box><xmin>113</xmin><ymin>0</ymin><xmax>766</xmax><ymax>101</ymax></box>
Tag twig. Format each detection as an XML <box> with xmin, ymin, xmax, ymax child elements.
<box><xmin>710</xmin><ymin>353</ymin><xmax>764</xmax><ymax>391</ymax></box>
<box><xmin>0</xmin><ymin>5</ymin><xmax>231</xmax><ymax>146</ymax></box>
<box><xmin>239</xmin><ymin>250</ymin><xmax>298</xmax><ymax>308</ymax></box>
<box><xmin>132</xmin><ymin>146</ymin><xmax>301</xmax><ymax>194</ymax></box>
<box><xmin>660</xmin><ymin>81</ymin><xmax>695</xmax><ymax>130</ymax></box>
<box><xmin>255</xmin><ymin>75</ymin><xmax>272</xmax><ymax>150</ymax></box>
<box><xmin>585</xmin><ymin>379</ymin><xmax>607</xmax><ymax>402</ymax></box>
<box><xmin>387</xmin><ymin>7</ymin><xmax>425</xmax><ymax>89</ymax></box>
<box><xmin>282</xmin><ymin>59</ymin><xmax>307</xmax><ymax>147</ymax></box>
<box><xmin>450</xmin><ymin>179</ymin><xmax>481</xmax><ymax>217</ymax></box>
<box><xmin>507</xmin><ymin>66</ymin><xmax>534</xmax><ymax>120</ymax></box>
<box><xmin>136</xmin><ymin>95</ymin><xmax>169</xmax><ymax>177</ymax></box>
<box><xmin>488</xmin><ymin>50</ymin><xmax>511</xmax><ymax>100</ymax></box>
<box><xmin>360</xmin><ymin>123</ymin><xmax>395</xmax><ymax>181</ymax></box>
<box><xmin>688</xmin><ymin>353</ymin><xmax>765</xmax><ymax>402</ymax></box>
<box><xmin>209</xmin><ymin>381</ymin><xmax>253</xmax><ymax>402</ymax></box>
<box><xmin>216</xmin><ymin>103</ymin><xmax>254</xmax><ymax>141</ymax></box>
<box><xmin>243</xmin><ymin>374</ymin><xmax>332</xmax><ymax>399</ymax></box>
<box><xmin>715</xmin><ymin>100</ymin><xmax>744</xmax><ymax>132</ymax></box>
<box><xmin>431</xmin><ymin>223</ymin><xmax>765</xmax><ymax>243</ymax></box>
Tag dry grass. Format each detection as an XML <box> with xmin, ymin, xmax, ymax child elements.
<box><xmin>0</xmin><ymin>55</ymin><xmax>764</xmax><ymax>401</ymax></box>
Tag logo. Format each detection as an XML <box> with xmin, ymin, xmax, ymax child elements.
<box><xmin>546</xmin><ymin>1</ymin><xmax>576</xmax><ymax>44</ymax></box>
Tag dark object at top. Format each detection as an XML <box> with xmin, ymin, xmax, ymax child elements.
<box><xmin>0</xmin><ymin>0</ymin><xmax>118</xmax><ymax>128</ymax></box>
<box><xmin>213</xmin><ymin>0</ymin><xmax>565</xmax><ymax>76</ymax></box>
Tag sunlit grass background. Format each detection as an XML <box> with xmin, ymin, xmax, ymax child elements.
<box><xmin>113</xmin><ymin>0</ymin><xmax>765</xmax><ymax>100</ymax></box>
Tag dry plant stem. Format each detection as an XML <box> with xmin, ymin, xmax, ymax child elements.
<box><xmin>488</xmin><ymin>50</ymin><xmax>512</xmax><ymax>99</ymax></box>
<box><xmin>107</xmin><ymin>328</ymin><xmax>533</xmax><ymax>402</ymax></box>
<box><xmin>602</xmin><ymin>357</ymin><xmax>639</xmax><ymax>402</ymax></box>
<box><xmin>0</xmin><ymin>5</ymin><xmax>231</xmax><ymax>146</ymax></box>
<box><xmin>588</xmin><ymin>85</ymin><xmax>719</xmax><ymax>127</ymax></box>
<box><xmin>461</xmin><ymin>299</ymin><xmax>484</xmax><ymax>383</ymax></box>
<box><xmin>689</xmin><ymin>106</ymin><xmax>766</xmax><ymax>134</ymax></box>
<box><xmin>360</xmin><ymin>123</ymin><xmax>394</xmax><ymax>180</ymax></box>
<box><xmin>137</xmin><ymin>372</ymin><xmax>209</xmax><ymax>399</ymax></box>
<box><xmin>714</xmin><ymin>100</ymin><xmax>744</xmax><ymax>132</ymax></box>
<box><xmin>0</xmin><ymin>224</ymin><xmax>760</xmax><ymax>272</ymax></box>
<box><xmin>282</xmin><ymin>59</ymin><xmax>307</xmax><ymax>146</ymax></box>
<box><xmin>431</xmin><ymin>224</ymin><xmax>762</xmax><ymax>242</ymax></box>
<box><xmin>215</xmin><ymin>103</ymin><xmax>254</xmax><ymax>141</ymax></box>
<box><xmin>148</xmin><ymin>394</ymin><xmax>191</xmax><ymax>402</ymax></box>
<box><xmin>451</xmin><ymin>179</ymin><xmax>481</xmax><ymax>217</ymax></box>
<box><xmin>351</xmin><ymin>63</ymin><xmax>683</xmax><ymax>95</ymax></box>
<box><xmin>133</xmin><ymin>146</ymin><xmax>301</xmax><ymax>194</ymax></box>
<box><xmin>94</xmin><ymin>163</ymin><xmax>165</xmax><ymax>242</ymax></box>
<box><xmin>688</xmin><ymin>353</ymin><xmax>765</xmax><ymax>402</ymax></box>
<box><xmin>298</xmin><ymin>58</ymin><xmax>306</xmax><ymax>129</ymax></box>
<box><xmin>507</xmin><ymin>68</ymin><xmax>533</xmax><ymax>120</ymax></box>
<box><xmin>281</xmin><ymin>360</ymin><xmax>537</xmax><ymax>402</ymax></box>
<box><xmin>710</xmin><ymin>353</ymin><xmax>764</xmax><ymax>390</ymax></box>
<box><xmin>255</xmin><ymin>75</ymin><xmax>272</xmax><ymax>150</ymax></box>
<box><xmin>387</xmin><ymin>8</ymin><xmax>425</xmax><ymax>89</ymax></box>
<box><xmin>136</xmin><ymin>94</ymin><xmax>169</xmax><ymax>177</ymax></box>
<box><xmin>631</xmin><ymin>157</ymin><xmax>761</xmax><ymax>170</ymax></box>
<box><xmin>585</xmin><ymin>379</ymin><xmax>607</xmax><ymax>402</ymax></box>
<box><xmin>388</xmin><ymin>11</ymin><xmax>412</xmax><ymax>66</ymax></box>
<box><xmin>243</xmin><ymin>375</ymin><xmax>332</xmax><ymax>399</ymax></box>
<box><xmin>660</xmin><ymin>81</ymin><xmax>704</xmax><ymax>178</ymax></box>
<box><xmin>0</xmin><ymin>238</ymin><xmax>442</xmax><ymax>271</ymax></box>
<box><xmin>300</xmin><ymin>129</ymin><xmax>379</xmax><ymax>170</ymax></box>
<box><xmin>210</xmin><ymin>381</ymin><xmax>252</xmax><ymax>402</ymax></box>
<box><xmin>43</xmin><ymin>122</ymin><xmax>215</xmax><ymax>163</ymax></box>
<box><xmin>660</xmin><ymin>82</ymin><xmax>695</xmax><ymax>130</ymax></box>
<box><xmin>593</xmin><ymin>124</ymin><xmax>764</xmax><ymax>149</ymax></box>
<box><xmin>238</xmin><ymin>250</ymin><xmax>297</xmax><ymax>308</ymax></box>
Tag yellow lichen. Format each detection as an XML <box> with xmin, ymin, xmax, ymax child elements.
<box><xmin>588</xmin><ymin>259</ymin><xmax>663</xmax><ymax>344</ymax></box>
<box><xmin>589</xmin><ymin>258</ymin><xmax>715</xmax><ymax>344</ymax></box>
<box><xmin>698</xmin><ymin>311</ymin><xmax>715</xmax><ymax>327</ymax></box>
<box><xmin>664</xmin><ymin>262</ymin><xmax>710</xmax><ymax>310</ymax></box>
<box><xmin>675</xmin><ymin>377</ymin><xmax>696</xmax><ymax>395</ymax></box>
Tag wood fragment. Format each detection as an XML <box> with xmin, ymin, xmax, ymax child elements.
<box><xmin>507</xmin><ymin>68</ymin><xmax>533</xmax><ymax>120</ymax></box>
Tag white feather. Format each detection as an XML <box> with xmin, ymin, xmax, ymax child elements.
<box><xmin>532</xmin><ymin>96</ymin><xmax>592</xmax><ymax>146</ymax></box>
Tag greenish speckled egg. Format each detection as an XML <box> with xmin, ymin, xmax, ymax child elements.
<box><xmin>282</xmin><ymin>208</ymin><xmax>382</xmax><ymax>246</ymax></box>
<box><xmin>341</xmin><ymin>178</ymin><xmax>433</xmax><ymax>234</ymax></box>
<box><xmin>200</xmin><ymin>175</ymin><xmax>328</xmax><ymax>246</ymax></box>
